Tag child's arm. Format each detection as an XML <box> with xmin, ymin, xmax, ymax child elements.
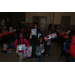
<box><xmin>24</xmin><ymin>39</ymin><xmax>29</xmax><ymax>46</ymax></box>
<box><xmin>14</xmin><ymin>39</ymin><xmax>18</xmax><ymax>49</ymax></box>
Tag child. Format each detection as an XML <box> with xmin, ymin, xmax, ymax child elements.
<box><xmin>30</xmin><ymin>22</ymin><xmax>43</xmax><ymax>58</ymax></box>
<box><xmin>36</xmin><ymin>36</ymin><xmax>45</xmax><ymax>62</ymax></box>
<box><xmin>14</xmin><ymin>31</ymin><xmax>29</xmax><ymax>62</ymax></box>
<box><xmin>45</xmin><ymin>30</ymin><xmax>52</xmax><ymax>57</ymax></box>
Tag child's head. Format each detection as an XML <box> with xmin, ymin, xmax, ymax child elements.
<box><xmin>19</xmin><ymin>31</ymin><xmax>23</xmax><ymax>38</ymax></box>
<box><xmin>39</xmin><ymin>36</ymin><xmax>43</xmax><ymax>44</ymax></box>
<box><xmin>34</xmin><ymin>22</ymin><xmax>38</xmax><ymax>29</ymax></box>
<box><xmin>49</xmin><ymin>30</ymin><xmax>52</xmax><ymax>35</ymax></box>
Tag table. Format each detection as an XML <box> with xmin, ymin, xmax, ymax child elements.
<box><xmin>0</xmin><ymin>31</ymin><xmax>16</xmax><ymax>41</ymax></box>
<box><xmin>58</xmin><ymin>32</ymin><xmax>69</xmax><ymax>38</ymax></box>
<box><xmin>62</xmin><ymin>35</ymin><xmax>69</xmax><ymax>39</ymax></box>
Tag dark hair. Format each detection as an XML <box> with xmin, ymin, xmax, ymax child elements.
<box><xmin>55</xmin><ymin>25</ymin><xmax>57</xmax><ymax>28</ymax></box>
<box><xmin>17</xmin><ymin>31</ymin><xmax>24</xmax><ymax>45</ymax></box>
<box><xmin>34</xmin><ymin>22</ymin><xmax>38</xmax><ymax>26</ymax></box>
<box><xmin>36</xmin><ymin>36</ymin><xmax>43</xmax><ymax>46</ymax></box>
<box><xmin>39</xmin><ymin>36</ymin><xmax>44</xmax><ymax>40</ymax></box>
<box><xmin>49</xmin><ymin>24</ymin><xmax>52</xmax><ymax>28</ymax></box>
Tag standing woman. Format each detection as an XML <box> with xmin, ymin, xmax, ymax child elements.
<box><xmin>30</xmin><ymin>22</ymin><xmax>43</xmax><ymax>58</ymax></box>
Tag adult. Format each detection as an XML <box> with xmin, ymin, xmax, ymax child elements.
<box><xmin>69</xmin><ymin>35</ymin><xmax>75</xmax><ymax>62</ymax></box>
<box><xmin>30</xmin><ymin>22</ymin><xmax>43</xmax><ymax>58</ymax></box>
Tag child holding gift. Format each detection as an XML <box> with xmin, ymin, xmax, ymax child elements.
<box><xmin>45</xmin><ymin>30</ymin><xmax>52</xmax><ymax>57</ymax></box>
<box><xmin>14</xmin><ymin>31</ymin><xmax>29</xmax><ymax>62</ymax></box>
<box><xmin>36</xmin><ymin>36</ymin><xmax>45</xmax><ymax>62</ymax></box>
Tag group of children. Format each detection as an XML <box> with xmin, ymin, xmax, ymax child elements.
<box><xmin>14</xmin><ymin>22</ymin><xmax>52</xmax><ymax>62</ymax></box>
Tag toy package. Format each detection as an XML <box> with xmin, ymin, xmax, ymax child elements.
<box><xmin>44</xmin><ymin>33</ymin><xmax>57</xmax><ymax>40</ymax></box>
<box><xmin>24</xmin><ymin>46</ymin><xmax>32</xmax><ymax>58</ymax></box>
<box><xmin>31</xmin><ymin>29</ymin><xmax>37</xmax><ymax>36</ymax></box>
<box><xmin>51</xmin><ymin>33</ymin><xmax>57</xmax><ymax>39</ymax></box>
<box><xmin>17</xmin><ymin>44</ymin><xmax>25</xmax><ymax>54</ymax></box>
<box><xmin>35</xmin><ymin>46</ymin><xmax>42</xmax><ymax>57</ymax></box>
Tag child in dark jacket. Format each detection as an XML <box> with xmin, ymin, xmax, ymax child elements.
<box><xmin>36</xmin><ymin>36</ymin><xmax>45</xmax><ymax>62</ymax></box>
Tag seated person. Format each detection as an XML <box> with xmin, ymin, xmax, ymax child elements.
<box><xmin>63</xmin><ymin>33</ymin><xmax>72</xmax><ymax>54</ymax></box>
<box><xmin>66</xmin><ymin>28</ymin><xmax>71</xmax><ymax>34</ymax></box>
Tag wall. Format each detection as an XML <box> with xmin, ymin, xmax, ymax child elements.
<box><xmin>53</xmin><ymin>12</ymin><xmax>75</xmax><ymax>30</ymax></box>
<box><xmin>54</xmin><ymin>12</ymin><xmax>75</xmax><ymax>25</ymax></box>
<box><xmin>25</xmin><ymin>12</ymin><xmax>54</xmax><ymax>24</ymax></box>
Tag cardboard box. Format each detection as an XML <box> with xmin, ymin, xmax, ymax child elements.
<box><xmin>7</xmin><ymin>49</ymin><xmax>12</xmax><ymax>54</ymax></box>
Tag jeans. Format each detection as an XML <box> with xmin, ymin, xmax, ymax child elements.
<box><xmin>46</xmin><ymin>45</ymin><xmax>51</xmax><ymax>54</ymax></box>
<box><xmin>18</xmin><ymin>52</ymin><xmax>24</xmax><ymax>62</ymax></box>
<box><xmin>69</xmin><ymin>55</ymin><xmax>75</xmax><ymax>62</ymax></box>
<box><xmin>37</xmin><ymin>54</ymin><xmax>44</xmax><ymax>62</ymax></box>
<box><xmin>31</xmin><ymin>43</ymin><xmax>36</xmax><ymax>58</ymax></box>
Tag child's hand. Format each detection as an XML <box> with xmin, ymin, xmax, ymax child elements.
<box><xmin>45</xmin><ymin>39</ymin><xmax>48</xmax><ymax>41</ymax></box>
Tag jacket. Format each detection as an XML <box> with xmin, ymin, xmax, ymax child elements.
<box><xmin>31</xmin><ymin>28</ymin><xmax>43</xmax><ymax>44</ymax></box>
<box><xmin>14</xmin><ymin>38</ymin><xmax>29</xmax><ymax>48</ymax></box>
<box><xmin>70</xmin><ymin>36</ymin><xmax>75</xmax><ymax>58</ymax></box>
<box><xmin>63</xmin><ymin>38</ymin><xmax>72</xmax><ymax>50</ymax></box>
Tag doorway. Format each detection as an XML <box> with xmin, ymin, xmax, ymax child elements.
<box><xmin>33</xmin><ymin>16</ymin><xmax>47</xmax><ymax>36</ymax></box>
<box><xmin>61</xmin><ymin>16</ymin><xmax>71</xmax><ymax>31</ymax></box>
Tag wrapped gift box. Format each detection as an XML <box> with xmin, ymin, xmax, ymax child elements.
<box><xmin>31</xmin><ymin>29</ymin><xmax>37</xmax><ymax>36</ymax></box>
<box><xmin>7</xmin><ymin>49</ymin><xmax>12</xmax><ymax>54</ymax></box>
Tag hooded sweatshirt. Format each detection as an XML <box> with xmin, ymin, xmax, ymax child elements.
<box><xmin>14</xmin><ymin>38</ymin><xmax>29</xmax><ymax>48</ymax></box>
<box><xmin>70</xmin><ymin>36</ymin><xmax>75</xmax><ymax>58</ymax></box>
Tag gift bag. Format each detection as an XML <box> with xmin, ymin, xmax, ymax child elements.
<box><xmin>35</xmin><ymin>46</ymin><xmax>42</xmax><ymax>57</ymax></box>
<box><xmin>24</xmin><ymin>46</ymin><xmax>32</xmax><ymax>58</ymax></box>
